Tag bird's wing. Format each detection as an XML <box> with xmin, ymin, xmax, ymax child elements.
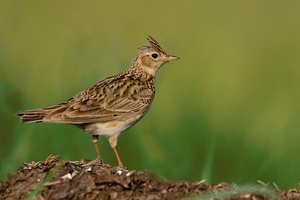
<box><xmin>43</xmin><ymin>78</ymin><xmax>154</xmax><ymax>124</ymax></box>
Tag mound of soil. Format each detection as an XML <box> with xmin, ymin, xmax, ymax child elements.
<box><xmin>0</xmin><ymin>155</ymin><xmax>299</xmax><ymax>199</ymax></box>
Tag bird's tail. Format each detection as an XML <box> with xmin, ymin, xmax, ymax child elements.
<box><xmin>15</xmin><ymin>105</ymin><xmax>63</xmax><ymax>123</ymax></box>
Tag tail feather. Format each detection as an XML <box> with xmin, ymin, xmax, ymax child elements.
<box><xmin>15</xmin><ymin>104</ymin><xmax>64</xmax><ymax>123</ymax></box>
<box><xmin>16</xmin><ymin>109</ymin><xmax>47</xmax><ymax>123</ymax></box>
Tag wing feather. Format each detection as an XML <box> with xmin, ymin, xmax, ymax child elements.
<box><xmin>43</xmin><ymin>75</ymin><xmax>155</xmax><ymax>124</ymax></box>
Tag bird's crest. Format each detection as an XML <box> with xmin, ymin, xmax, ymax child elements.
<box><xmin>147</xmin><ymin>36</ymin><xmax>167</xmax><ymax>55</ymax></box>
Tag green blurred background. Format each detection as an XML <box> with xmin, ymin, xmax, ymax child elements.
<box><xmin>1</xmin><ymin>0</ymin><xmax>300</xmax><ymax>189</ymax></box>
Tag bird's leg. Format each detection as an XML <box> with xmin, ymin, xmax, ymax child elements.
<box><xmin>109</xmin><ymin>135</ymin><xmax>124</xmax><ymax>168</ymax></box>
<box><xmin>92</xmin><ymin>135</ymin><xmax>101</xmax><ymax>161</ymax></box>
<box><xmin>82</xmin><ymin>135</ymin><xmax>102</xmax><ymax>166</ymax></box>
<box><xmin>113</xmin><ymin>147</ymin><xmax>123</xmax><ymax>168</ymax></box>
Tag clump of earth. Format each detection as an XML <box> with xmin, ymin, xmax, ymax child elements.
<box><xmin>0</xmin><ymin>155</ymin><xmax>299</xmax><ymax>199</ymax></box>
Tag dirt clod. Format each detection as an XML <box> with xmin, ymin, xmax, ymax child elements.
<box><xmin>0</xmin><ymin>155</ymin><xmax>299</xmax><ymax>199</ymax></box>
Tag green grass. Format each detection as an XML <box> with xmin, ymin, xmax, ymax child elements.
<box><xmin>25</xmin><ymin>161</ymin><xmax>60</xmax><ymax>200</ymax></box>
<box><xmin>1</xmin><ymin>0</ymin><xmax>300</xmax><ymax>190</ymax></box>
<box><xmin>185</xmin><ymin>184</ymin><xmax>280</xmax><ymax>200</ymax></box>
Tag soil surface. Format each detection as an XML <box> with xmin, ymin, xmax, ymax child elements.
<box><xmin>0</xmin><ymin>155</ymin><xmax>299</xmax><ymax>200</ymax></box>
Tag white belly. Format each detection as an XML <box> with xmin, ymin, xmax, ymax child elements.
<box><xmin>84</xmin><ymin>116</ymin><xmax>141</xmax><ymax>137</ymax></box>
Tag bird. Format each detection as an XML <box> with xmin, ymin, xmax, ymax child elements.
<box><xmin>16</xmin><ymin>36</ymin><xmax>179</xmax><ymax>168</ymax></box>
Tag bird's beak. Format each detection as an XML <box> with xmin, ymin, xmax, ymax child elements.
<box><xmin>166</xmin><ymin>55</ymin><xmax>179</xmax><ymax>61</ymax></box>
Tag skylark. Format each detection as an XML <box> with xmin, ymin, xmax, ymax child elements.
<box><xmin>16</xmin><ymin>36</ymin><xmax>179</xmax><ymax>168</ymax></box>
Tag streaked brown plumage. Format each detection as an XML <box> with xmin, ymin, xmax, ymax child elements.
<box><xmin>16</xmin><ymin>36</ymin><xmax>178</xmax><ymax>167</ymax></box>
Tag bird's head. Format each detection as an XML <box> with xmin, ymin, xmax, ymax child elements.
<box><xmin>131</xmin><ymin>36</ymin><xmax>179</xmax><ymax>76</ymax></box>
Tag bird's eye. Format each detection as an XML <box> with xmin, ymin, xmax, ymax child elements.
<box><xmin>151</xmin><ymin>53</ymin><xmax>158</xmax><ymax>59</ymax></box>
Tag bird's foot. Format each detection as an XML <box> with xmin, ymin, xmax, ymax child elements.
<box><xmin>67</xmin><ymin>159</ymin><xmax>86</xmax><ymax>165</ymax></box>
<box><xmin>82</xmin><ymin>158</ymin><xmax>103</xmax><ymax>167</ymax></box>
<box><xmin>117</xmin><ymin>163</ymin><xmax>124</xmax><ymax>169</ymax></box>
